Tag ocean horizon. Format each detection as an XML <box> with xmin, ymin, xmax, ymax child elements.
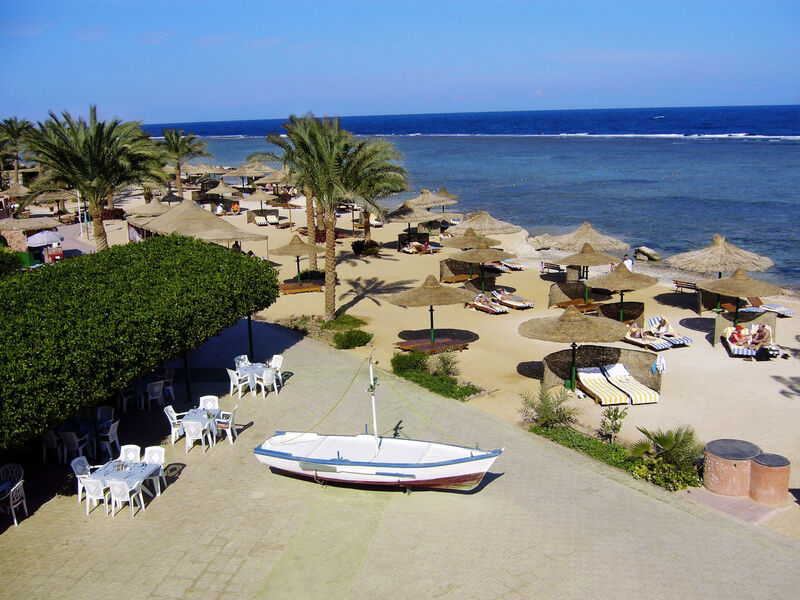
<box><xmin>145</xmin><ymin>106</ymin><xmax>800</xmax><ymax>287</ymax></box>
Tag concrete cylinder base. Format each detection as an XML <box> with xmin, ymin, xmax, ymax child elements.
<box><xmin>749</xmin><ymin>453</ymin><xmax>791</xmax><ymax>506</ymax></box>
<box><xmin>704</xmin><ymin>439</ymin><xmax>762</xmax><ymax>497</ymax></box>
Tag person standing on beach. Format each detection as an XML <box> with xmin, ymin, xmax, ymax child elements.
<box><xmin>623</xmin><ymin>254</ymin><xmax>634</xmax><ymax>271</ymax></box>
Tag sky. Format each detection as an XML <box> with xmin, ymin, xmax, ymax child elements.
<box><xmin>1</xmin><ymin>0</ymin><xmax>798</xmax><ymax>124</ymax></box>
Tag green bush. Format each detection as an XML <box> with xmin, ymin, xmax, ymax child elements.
<box><xmin>390</xmin><ymin>351</ymin><xmax>428</xmax><ymax>374</ymax></box>
<box><xmin>298</xmin><ymin>268</ymin><xmax>325</xmax><ymax>280</ymax></box>
<box><xmin>0</xmin><ymin>234</ymin><xmax>279</xmax><ymax>452</ymax></box>
<box><xmin>322</xmin><ymin>313</ymin><xmax>366</xmax><ymax>330</ymax></box>
<box><xmin>430</xmin><ymin>351</ymin><xmax>458</xmax><ymax>377</ymax></box>
<box><xmin>333</xmin><ymin>329</ymin><xmax>372</xmax><ymax>349</ymax></box>
<box><xmin>519</xmin><ymin>386</ymin><xmax>578</xmax><ymax>428</ymax></box>
<box><xmin>0</xmin><ymin>246</ymin><xmax>23</xmax><ymax>279</ymax></box>
<box><xmin>351</xmin><ymin>239</ymin><xmax>380</xmax><ymax>256</ymax></box>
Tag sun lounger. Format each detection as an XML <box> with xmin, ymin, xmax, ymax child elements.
<box><xmin>266</xmin><ymin>215</ymin><xmax>280</xmax><ymax>226</ymax></box>
<box><xmin>623</xmin><ymin>333</ymin><xmax>672</xmax><ymax>351</ymax></box>
<box><xmin>483</xmin><ymin>261</ymin><xmax>511</xmax><ymax>273</ymax></box>
<box><xmin>601</xmin><ymin>364</ymin><xmax>659</xmax><ymax>405</ymax></box>
<box><xmin>540</xmin><ymin>262</ymin><xmax>564</xmax><ymax>274</ymax></box>
<box><xmin>554</xmin><ymin>298</ymin><xmax>603</xmax><ymax>313</ymax></box>
<box><xmin>500</xmin><ymin>258</ymin><xmax>524</xmax><ymax>271</ymax></box>
<box><xmin>254</xmin><ymin>216</ymin><xmax>268</xmax><ymax>226</ymax></box>
<box><xmin>279</xmin><ymin>282</ymin><xmax>323</xmax><ymax>295</ymax></box>
<box><xmin>747</xmin><ymin>297</ymin><xmax>795</xmax><ymax>317</ymax></box>
<box><xmin>402</xmin><ymin>241</ymin><xmax>442</xmax><ymax>254</ymax></box>
<box><xmin>645</xmin><ymin>317</ymin><xmax>693</xmax><ymax>347</ymax></box>
<box><xmin>576</xmin><ymin>367</ymin><xmax>629</xmax><ymax>406</ymax></box>
<box><xmin>721</xmin><ymin>324</ymin><xmax>779</xmax><ymax>358</ymax></box>
<box><xmin>490</xmin><ymin>289</ymin><xmax>534</xmax><ymax>309</ymax></box>
<box><xmin>440</xmin><ymin>274</ymin><xmax>476</xmax><ymax>284</ymax></box>
<box><xmin>467</xmin><ymin>294</ymin><xmax>508</xmax><ymax>314</ymax></box>
<box><xmin>275</xmin><ymin>221</ymin><xmax>294</xmax><ymax>229</ymax></box>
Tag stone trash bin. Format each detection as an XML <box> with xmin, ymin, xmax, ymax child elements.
<box><xmin>703</xmin><ymin>439</ymin><xmax>762</xmax><ymax>496</ymax></box>
<box><xmin>749</xmin><ymin>453</ymin><xmax>791</xmax><ymax>506</ymax></box>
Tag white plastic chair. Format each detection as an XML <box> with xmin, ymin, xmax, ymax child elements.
<box><xmin>142</xmin><ymin>381</ymin><xmax>164</xmax><ymax>411</ymax></box>
<box><xmin>255</xmin><ymin>367</ymin><xmax>279</xmax><ymax>398</ymax></box>
<box><xmin>226</xmin><ymin>368</ymin><xmax>249</xmax><ymax>398</ymax></box>
<box><xmin>81</xmin><ymin>477</ymin><xmax>109</xmax><ymax>516</ymax></box>
<box><xmin>198</xmin><ymin>395</ymin><xmax>219</xmax><ymax>410</ymax></box>
<box><xmin>161</xmin><ymin>368</ymin><xmax>176</xmax><ymax>401</ymax></box>
<box><xmin>96</xmin><ymin>406</ymin><xmax>114</xmax><ymax>423</ymax></box>
<box><xmin>184</xmin><ymin>421</ymin><xmax>213</xmax><ymax>454</ymax></box>
<box><xmin>269</xmin><ymin>355</ymin><xmax>284</xmax><ymax>387</ymax></box>
<box><xmin>233</xmin><ymin>354</ymin><xmax>250</xmax><ymax>369</ymax></box>
<box><xmin>215</xmin><ymin>405</ymin><xmax>238</xmax><ymax>445</ymax></box>
<box><xmin>118</xmin><ymin>387</ymin><xmax>136</xmax><ymax>414</ymax></box>
<box><xmin>143</xmin><ymin>446</ymin><xmax>167</xmax><ymax>496</ymax></box>
<box><xmin>41</xmin><ymin>430</ymin><xmax>64</xmax><ymax>464</ymax></box>
<box><xmin>70</xmin><ymin>456</ymin><xmax>99</xmax><ymax>503</ymax></box>
<box><xmin>164</xmin><ymin>405</ymin><xmax>187</xmax><ymax>445</ymax></box>
<box><xmin>97</xmin><ymin>420</ymin><xmax>121</xmax><ymax>460</ymax></box>
<box><xmin>118</xmin><ymin>444</ymin><xmax>141</xmax><ymax>463</ymax></box>
<box><xmin>6</xmin><ymin>481</ymin><xmax>28</xmax><ymax>526</ymax></box>
<box><xmin>107</xmin><ymin>480</ymin><xmax>144</xmax><ymax>518</ymax></box>
<box><xmin>60</xmin><ymin>431</ymin><xmax>92</xmax><ymax>461</ymax></box>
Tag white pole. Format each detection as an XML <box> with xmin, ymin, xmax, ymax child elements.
<box><xmin>369</xmin><ymin>359</ymin><xmax>379</xmax><ymax>454</ymax></box>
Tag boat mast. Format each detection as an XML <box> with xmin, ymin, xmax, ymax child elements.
<box><xmin>368</xmin><ymin>358</ymin><xmax>380</xmax><ymax>454</ymax></box>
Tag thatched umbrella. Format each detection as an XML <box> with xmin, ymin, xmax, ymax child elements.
<box><xmin>387</xmin><ymin>201</ymin><xmax>462</xmax><ymax>235</ymax></box>
<box><xmin>3</xmin><ymin>182</ymin><xmax>30</xmax><ymax>198</ymax></box>
<box><xmin>195</xmin><ymin>164</ymin><xmax>229</xmax><ymax>176</ymax></box>
<box><xmin>205</xmin><ymin>182</ymin><xmax>241</xmax><ymax>199</ymax></box>
<box><xmin>127</xmin><ymin>197</ymin><xmax>172</xmax><ymax>217</ymax></box>
<box><xmin>437</xmin><ymin>187</ymin><xmax>460</xmax><ymax>201</ymax></box>
<box><xmin>255</xmin><ymin>167</ymin><xmax>292</xmax><ymax>186</ymax></box>
<box><xmin>0</xmin><ymin>215</ymin><xmax>61</xmax><ymax>232</ymax></box>
<box><xmin>557</xmin><ymin>243</ymin><xmax>620</xmax><ymax>299</ymax></box>
<box><xmin>585</xmin><ymin>262</ymin><xmax>658</xmax><ymax>321</ymax></box>
<box><xmin>388</xmin><ymin>274</ymin><xmax>475</xmax><ymax>344</ymax></box>
<box><xmin>448</xmin><ymin>210</ymin><xmax>522</xmax><ymax>236</ymax></box>
<box><xmin>407</xmin><ymin>189</ymin><xmax>459</xmax><ymax>213</ymax></box>
<box><xmin>247</xmin><ymin>188</ymin><xmax>278</xmax><ymax>211</ymax></box>
<box><xmin>549</xmin><ymin>221</ymin><xmax>629</xmax><ymax>252</ymax></box>
<box><xmin>439</xmin><ymin>227</ymin><xmax>500</xmax><ymax>249</ymax></box>
<box><xmin>450</xmin><ymin>240</ymin><xmax>516</xmax><ymax>294</ymax></box>
<box><xmin>131</xmin><ymin>200</ymin><xmax>267</xmax><ymax>243</ymax></box>
<box><xmin>666</xmin><ymin>234</ymin><xmax>773</xmax><ymax>275</ymax></box>
<box><xmin>519</xmin><ymin>305</ymin><xmax>629</xmax><ymax>390</ymax></box>
<box><xmin>271</xmin><ymin>234</ymin><xmax>324</xmax><ymax>285</ymax></box>
<box><xmin>698</xmin><ymin>268</ymin><xmax>781</xmax><ymax>325</ymax></box>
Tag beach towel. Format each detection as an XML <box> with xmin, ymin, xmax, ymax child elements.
<box><xmin>576</xmin><ymin>367</ymin><xmax>628</xmax><ymax>406</ymax></box>
<box><xmin>602</xmin><ymin>364</ymin><xmax>659</xmax><ymax>405</ymax></box>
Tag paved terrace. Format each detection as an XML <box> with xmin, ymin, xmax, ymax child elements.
<box><xmin>2</xmin><ymin>320</ymin><xmax>799</xmax><ymax>599</ymax></box>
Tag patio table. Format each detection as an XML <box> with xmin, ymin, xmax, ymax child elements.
<box><xmin>182</xmin><ymin>408</ymin><xmax>222</xmax><ymax>441</ymax></box>
<box><xmin>88</xmin><ymin>460</ymin><xmax>160</xmax><ymax>498</ymax></box>
<box><xmin>236</xmin><ymin>363</ymin><xmax>272</xmax><ymax>397</ymax></box>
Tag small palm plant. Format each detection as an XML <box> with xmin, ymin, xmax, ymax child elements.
<box><xmin>519</xmin><ymin>386</ymin><xmax>578</xmax><ymax>428</ymax></box>
<box><xmin>629</xmin><ymin>425</ymin><xmax>704</xmax><ymax>473</ymax></box>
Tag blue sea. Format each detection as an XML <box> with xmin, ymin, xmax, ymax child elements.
<box><xmin>144</xmin><ymin>106</ymin><xmax>800</xmax><ymax>287</ymax></box>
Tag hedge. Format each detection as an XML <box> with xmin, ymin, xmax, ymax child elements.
<box><xmin>0</xmin><ymin>235</ymin><xmax>279</xmax><ymax>452</ymax></box>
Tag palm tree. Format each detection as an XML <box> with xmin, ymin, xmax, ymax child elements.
<box><xmin>0</xmin><ymin>117</ymin><xmax>34</xmax><ymax>185</ymax></box>
<box><xmin>158</xmin><ymin>128</ymin><xmax>210</xmax><ymax>198</ymax></box>
<box><xmin>629</xmin><ymin>425</ymin><xmax>704</xmax><ymax>473</ymax></box>
<box><xmin>344</xmin><ymin>138</ymin><xmax>407</xmax><ymax>242</ymax></box>
<box><xmin>26</xmin><ymin>106</ymin><xmax>164</xmax><ymax>250</ymax></box>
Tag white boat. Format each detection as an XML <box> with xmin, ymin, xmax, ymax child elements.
<box><xmin>253</xmin><ymin>361</ymin><xmax>503</xmax><ymax>491</ymax></box>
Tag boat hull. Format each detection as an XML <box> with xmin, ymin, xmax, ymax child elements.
<box><xmin>254</xmin><ymin>432</ymin><xmax>502</xmax><ymax>491</ymax></box>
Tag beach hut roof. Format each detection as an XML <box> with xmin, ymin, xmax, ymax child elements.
<box><xmin>388</xmin><ymin>274</ymin><xmax>475</xmax><ymax>308</ymax></box>
<box><xmin>585</xmin><ymin>262</ymin><xmax>657</xmax><ymax>292</ymax></box>
<box><xmin>439</xmin><ymin>227</ymin><xmax>500</xmax><ymax>249</ymax></box>
<box><xmin>449</xmin><ymin>239</ymin><xmax>516</xmax><ymax>264</ymax></box>
<box><xmin>556</xmin><ymin>242</ymin><xmax>619</xmax><ymax>267</ymax></box>
<box><xmin>0</xmin><ymin>215</ymin><xmax>61</xmax><ymax>232</ymax></box>
<box><xmin>131</xmin><ymin>199</ymin><xmax>266</xmax><ymax>242</ymax></box>
<box><xmin>447</xmin><ymin>210</ymin><xmax>523</xmax><ymax>236</ymax></box>
<box><xmin>697</xmin><ymin>268</ymin><xmax>781</xmax><ymax>298</ymax></box>
<box><xmin>271</xmin><ymin>234</ymin><xmax>324</xmax><ymax>257</ymax></box>
<box><xmin>518</xmin><ymin>305</ymin><xmax>628</xmax><ymax>343</ymax></box>
<box><xmin>665</xmin><ymin>234</ymin><xmax>773</xmax><ymax>274</ymax></box>
<box><xmin>407</xmin><ymin>189</ymin><xmax>459</xmax><ymax>210</ymax></box>
<box><xmin>127</xmin><ymin>197</ymin><xmax>173</xmax><ymax>217</ymax></box>
<box><xmin>549</xmin><ymin>221</ymin><xmax>629</xmax><ymax>252</ymax></box>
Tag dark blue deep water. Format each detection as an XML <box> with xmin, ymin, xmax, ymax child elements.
<box><xmin>144</xmin><ymin>106</ymin><xmax>800</xmax><ymax>286</ymax></box>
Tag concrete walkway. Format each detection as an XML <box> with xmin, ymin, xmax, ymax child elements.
<box><xmin>2</xmin><ymin>320</ymin><xmax>799</xmax><ymax>599</ymax></box>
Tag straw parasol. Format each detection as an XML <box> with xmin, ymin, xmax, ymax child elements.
<box><xmin>255</xmin><ymin>167</ymin><xmax>292</xmax><ymax>186</ymax></box>
<box><xmin>447</xmin><ymin>210</ymin><xmax>522</xmax><ymax>236</ymax></box>
<box><xmin>3</xmin><ymin>182</ymin><xmax>30</xmax><ymax>198</ymax></box>
<box><xmin>388</xmin><ymin>274</ymin><xmax>475</xmax><ymax>344</ymax></box>
<box><xmin>407</xmin><ymin>189</ymin><xmax>459</xmax><ymax>211</ymax></box>
<box><xmin>666</xmin><ymin>234</ymin><xmax>773</xmax><ymax>275</ymax></box>
<box><xmin>439</xmin><ymin>227</ymin><xmax>500</xmax><ymax>249</ymax></box>
<box><xmin>387</xmin><ymin>200</ymin><xmax>462</xmax><ymax>234</ymax></box>
<box><xmin>698</xmin><ymin>268</ymin><xmax>781</xmax><ymax>325</ymax></box>
<box><xmin>519</xmin><ymin>305</ymin><xmax>629</xmax><ymax>390</ymax></box>
<box><xmin>0</xmin><ymin>216</ymin><xmax>61</xmax><ymax>232</ymax></box>
<box><xmin>204</xmin><ymin>182</ymin><xmax>241</xmax><ymax>197</ymax></box>
<box><xmin>449</xmin><ymin>239</ymin><xmax>516</xmax><ymax>294</ymax></box>
<box><xmin>437</xmin><ymin>187</ymin><xmax>460</xmax><ymax>200</ymax></box>
<box><xmin>585</xmin><ymin>263</ymin><xmax>658</xmax><ymax>321</ymax></box>
<box><xmin>127</xmin><ymin>197</ymin><xmax>172</xmax><ymax>217</ymax></box>
<box><xmin>272</xmin><ymin>234</ymin><xmax>324</xmax><ymax>285</ymax></box>
<box><xmin>247</xmin><ymin>188</ymin><xmax>278</xmax><ymax>211</ymax></box>
<box><xmin>130</xmin><ymin>200</ymin><xmax>267</xmax><ymax>243</ymax></box>
<box><xmin>549</xmin><ymin>221</ymin><xmax>629</xmax><ymax>252</ymax></box>
<box><xmin>557</xmin><ymin>243</ymin><xmax>620</xmax><ymax>297</ymax></box>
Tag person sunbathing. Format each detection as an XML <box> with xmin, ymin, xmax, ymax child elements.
<box><xmin>747</xmin><ymin>324</ymin><xmax>771</xmax><ymax>349</ymax></box>
<box><xmin>728</xmin><ymin>324</ymin><xmax>751</xmax><ymax>347</ymax></box>
<box><xmin>471</xmin><ymin>294</ymin><xmax>505</xmax><ymax>312</ymax></box>
<box><xmin>628</xmin><ymin>322</ymin><xmax>645</xmax><ymax>339</ymax></box>
<box><xmin>652</xmin><ymin>317</ymin><xmax>676</xmax><ymax>337</ymax></box>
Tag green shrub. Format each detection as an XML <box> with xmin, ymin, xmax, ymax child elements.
<box><xmin>333</xmin><ymin>329</ymin><xmax>372</xmax><ymax>349</ymax></box>
<box><xmin>390</xmin><ymin>351</ymin><xmax>428</xmax><ymax>374</ymax></box>
<box><xmin>0</xmin><ymin>246</ymin><xmax>23</xmax><ymax>279</ymax></box>
<box><xmin>629</xmin><ymin>425</ymin><xmax>704</xmax><ymax>473</ymax></box>
<box><xmin>519</xmin><ymin>386</ymin><xmax>578</xmax><ymax>428</ymax></box>
<box><xmin>298</xmin><ymin>268</ymin><xmax>325</xmax><ymax>280</ymax></box>
<box><xmin>322</xmin><ymin>313</ymin><xmax>366</xmax><ymax>330</ymax></box>
<box><xmin>430</xmin><ymin>351</ymin><xmax>458</xmax><ymax>377</ymax></box>
<box><xmin>599</xmin><ymin>406</ymin><xmax>628</xmax><ymax>443</ymax></box>
<box><xmin>532</xmin><ymin>425</ymin><xmax>633</xmax><ymax>469</ymax></box>
<box><xmin>629</xmin><ymin>458</ymin><xmax>703</xmax><ymax>491</ymax></box>
<box><xmin>0</xmin><ymin>234</ymin><xmax>279</xmax><ymax>452</ymax></box>
<box><xmin>351</xmin><ymin>239</ymin><xmax>380</xmax><ymax>256</ymax></box>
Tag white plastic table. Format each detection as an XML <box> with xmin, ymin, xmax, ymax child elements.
<box><xmin>236</xmin><ymin>363</ymin><xmax>274</xmax><ymax>397</ymax></box>
<box><xmin>182</xmin><ymin>408</ymin><xmax>222</xmax><ymax>441</ymax></box>
<box><xmin>88</xmin><ymin>461</ymin><xmax>160</xmax><ymax>497</ymax></box>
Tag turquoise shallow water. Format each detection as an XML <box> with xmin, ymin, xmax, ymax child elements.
<box><xmin>197</xmin><ymin>134</ymin><xmax>800</xmax><ymax>287</ymax></box>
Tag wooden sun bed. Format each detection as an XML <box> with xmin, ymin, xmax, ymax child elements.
<box><xmin>440</xmin><ymin>273</ymin><xmax>477</xmax><ymax>284</ymax></box>
<box><xmin>394</xmin><ymin>338</ymin><xmax>469</xmax><ymax>354</ymax></box>
<box><xmin>275</xmin><ymin>221</ymin><xmax>294</xmax><ymax>229</ymax></box>
<box><xmin>279</xmin><ymin>282</ymin><xmax>323</xmax><ymax>295</ymax></box>
<box><xmin>554</xmin><ymin>298</ymin><xmax>604</xmax><ymax>313</ymax></box>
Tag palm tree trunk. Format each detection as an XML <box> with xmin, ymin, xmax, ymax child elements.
<box><xmin>323</xmin><ymin>210</ymin><xmax>337</xmax><ymax>321</ymax></box>
<box><xmin>13</xmin><ymin>151</ymin><xmax>19</xmax><ymax>185</ymax></box>
<box><xmin>175</xmin><ymin>165</ymin><xmax>183</xmax><ymax>198</ymax></box>
<box><xmin>143</xmin><ymin>187</ymin><xmax>153</xmax><ymax>204</ymax></box>
<box><xmin>89</xmin><ymin>203</ymin><xmax>109</xmax><ymax>250</ymax></box>
<box><xmin>304</xmin><ymin>185</ymin><xmax>317</xmax><ymax>271</ymax></box>
<box><xmin>106</xmin><ymin>191</ymin><xmax>115</xmax><ymax>210</ymax></box>
<box><xmin>363</xmin><ymin>209</ymin><xmax>372</xmax><ymax>242</ymax></box>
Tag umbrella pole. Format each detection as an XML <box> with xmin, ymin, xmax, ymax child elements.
<box><xmin>247</xmin><ymin>314</ymin><xmax>254</xmax><ymax>361</ymax></box>
<box><xmin>716</xmin><ymin>271</ymin><xmax>722</xmax><ymax>310</ymax></box>
<box><xmin>296</xmin><ymin>256</ymin><xmax>302</xmax><ymax>286</ymax></box>
<box><xmin>429</xmin><ymin>305</ymin><xmax>435</xmax><ymax>345</ymax></box>
<box><xmin>570</xmin><ymin>342</ymin><xmax>578</xmax><ymax>391</ymax></box>
<box><xmin>480</xmin><ymin>264</ymin><xmax>485</xmax><ymax>294</ymax></box>
<box><xmin>584</xmin><ymin>284</ymin><xmax>589</xmax><ymax>305</ymax></box>
<box><xmin>619</xmin><ymin>291</ymin><xmax>625</xmax><ymax>322</ymax></box>
<box><xmin>734</xmin><ymin>298</ymin><xmax>740</xmax><ymax>327</ymax></box>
